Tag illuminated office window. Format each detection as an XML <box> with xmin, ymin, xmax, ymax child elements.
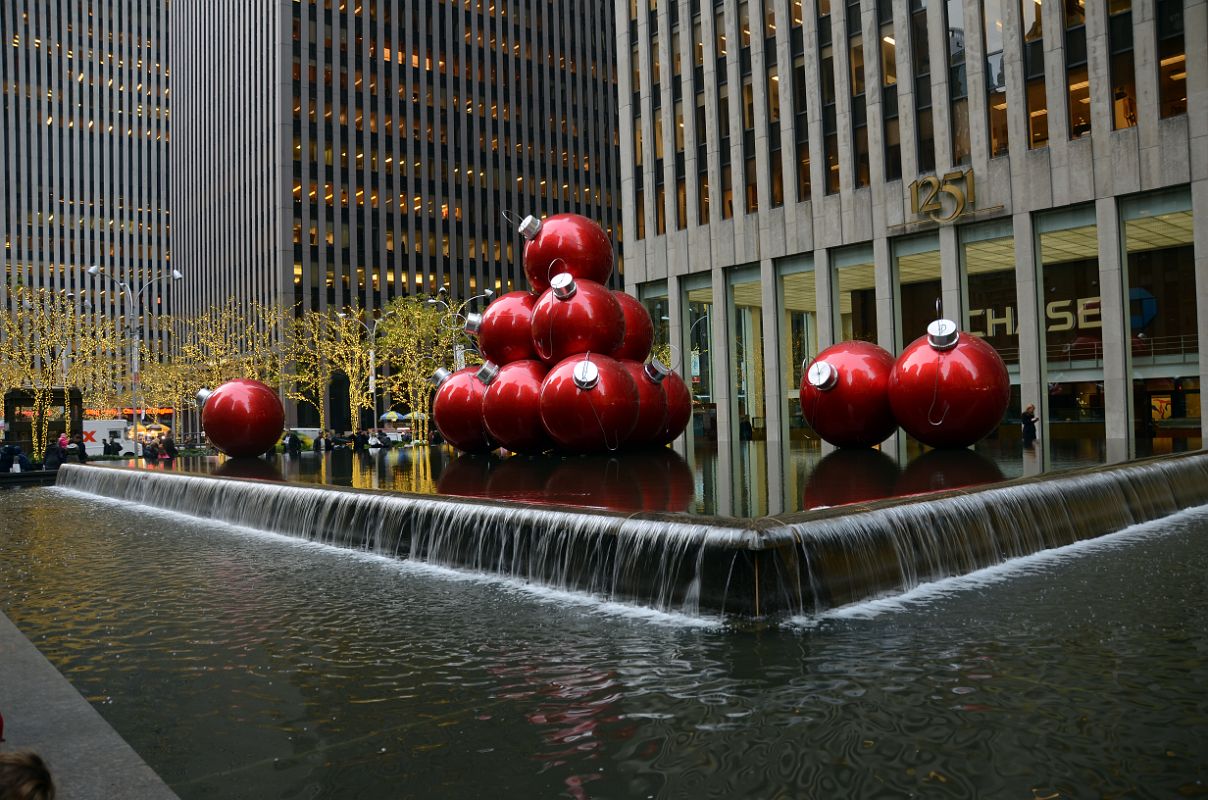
<box><xmin>792</xmin><ymin>54</ymin><xmax>812</xmax><ymax>201</ymax></box>
<box><xmin>1020</xmin><ymin>0</ymin><xmax>1047</xmax><ymax>147</ymax></box>
<box><xmin>911</xmin><ymin>0</ymin><xmax>935</xmax><ymax>171</ymax></box>
<box><xmin>947</xmin><ymin>0</ymin><xmax>970</xmax><ymax>162</ymax></box>
<box><xmin>1108</xmin><ymin>0</ymin><xmax>1137</xmax><ymax>130</ymax></box>
<box><xmin>1064</xmin><ymin>0</ymin><xmax>1090</xmax><ymax>139</ymax></box>
<box><xmin>1156</xmin><ymin>0</ymin><xmax>1186</xmax><ymax>118</ymax></box>
<box><xmin>983</xmin><ymin>0</ymin><xmax>1009</xmax><ymax>154</ymax></box>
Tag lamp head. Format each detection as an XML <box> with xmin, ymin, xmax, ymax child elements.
<box><xmin>87</xmin><ymin>265</ymin><xmax>100</xmax><ymax>276</ymax></box>
<box><xmin>171</xmin><ymin>269</ymin><xmax>183</xmax><ymax>280</ymax></box>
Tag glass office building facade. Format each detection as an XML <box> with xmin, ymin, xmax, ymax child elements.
<box><xmin>619</xmin><ymin>0</ymin><xmax>1207</xmax><ymax>514</ymax></box>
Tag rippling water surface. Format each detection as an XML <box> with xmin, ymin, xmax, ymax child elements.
<box><xmin>2</xmin><ymin>487</ymin><xmax>1207</xmax><ymax>798</ymax></box>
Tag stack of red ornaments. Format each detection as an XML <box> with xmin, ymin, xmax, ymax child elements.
<box><xmin>433</xmin><ymin>212</ymin><xmax>691</xmax><ymax>455</ymax></box>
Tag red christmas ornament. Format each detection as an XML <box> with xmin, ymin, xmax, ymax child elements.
<box><xmin>618</xmin><ymin>359</ymin><xmax>669</xmax><ymax>448</ymax></box>
<box><xmin>465</xmin><ymin>290</ymin><xmax>538</xmax><ymax>365</ymax></box>
<box><xmin>653</xmin><ymin>368</ymin><xmax>692</xmax><ymax>445</ymax></box>
<box><xmin>518</xmin><ymin>212</ymin><xmax>614</xmax><ymax>293</ymax></box>
<box><xmin>612</xmin><ymin>291</ymin><xmax>655</xmax><ymax>361</ymax></box>
<box><xmin>803</xmin><ymin>449</ymin><xmax>901</xmax><ymax>509</ymax></box>
<box><xmin>799</xmin><ymin>341</ymin><xmax>898</xmax><ymax>448</ymax></box>
<box><xmin>889</xmin><ymin>320</ymin><xmax>1010</xmax><ymax>449</ymax></box>
<box><xmin>530</xmin><ymin>274</ymin><xmax>625</xmax><ymax>364</ymax></box>
<box><xmin>539</xmin><ymin>354</ymin><xmax>639</xmax><ymax>453</ymax></box>
<box><xmin>432</xmin><ymin>364</ymin><xmax>497</xmax><ymax>454</ymax></box>
<box><xmin>895</xmin><ymin>448</ymin><xmax>1005</xmax><ymax>496</ymax></box>
<box><xmin>198</xmin><ymin>379</ymin><xmax>286</xmax><ymax>458</ymax></box>
<box><xmin>481</xmin><ymin>359</ymin><xmax>551</xmax><ymax>455</ymax></box>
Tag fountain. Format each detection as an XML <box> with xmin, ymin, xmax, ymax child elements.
<box><xmin>55</xmin><ymin>448</ymin><xmax>1208</xmax><ymax>620</ymax></box>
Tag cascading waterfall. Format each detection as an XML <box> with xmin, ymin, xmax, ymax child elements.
<box><xmin>55</xmin><ymin>451</ymin><xmax>1208</xmax><ymax>620</ymax></box>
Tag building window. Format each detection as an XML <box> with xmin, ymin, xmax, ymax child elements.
<box><xmin>721</xmin><ymin>164</ymin><xmax>734</xmax><ymax>218</ymax></box>
<box><xmin>947</xmin><ymin>0</ymin><xmax>970</xmax><ymax>163</ymax></box>
<box><xmin>911</xmin><ymin>0</ymin><xmax>935</xmax><ymax>172</ymax></box>
<box><xmin>1021</xmin><ymin>0</ymin><xmax>1047</xmax><ymax>147</ymax></box>
<box><xmin>983</xmin><ymin>0</ymin><xmax>1009</xmax><ymax>154</ymax></box>
<box><xmin>880</xmin><ymin>19</ymin><xmax>901</xmax><ymax>180</ymax></box>
<box><xmin>792</xmin><ymin>54</ymin><xmax>811</xmax><ymax>201</ymax></box>
<box><xmin>635</xmin><ymin>189</ymin><xmax>646</xmax><ymax>239</ymax></box>
<box><xmin>699</xmin><ymin>169</ymin><xmax>711</xmax><ymax>223</ymax></box>
<box><xmin>1157</xmin><ymin>0</ymin><xmax>1186</xmax><ymax>118</ymax></box>
<box><xmin>768</xmin><ymin>64</ymin><xmax>784</xmax><ymax>207</ymax></box>
<box><xmin>1064</xmin><ymin>0</ymin><xmax>1090</xmax><ymax>139</ymax></box>
<box><xmin>1108</xmin><ymin>0</ymin><xmax>1137</xmax><ymax>130</ymax></box>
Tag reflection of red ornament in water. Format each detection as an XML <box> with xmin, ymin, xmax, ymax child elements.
<box><xmin>544</xmin><ymin>455</ymin><xmax>644</xmax><ymax>510</ymax></box>
<box><xmin>653</xmin><ymin>369</ymin><xmax>692</xmax><ymax>445</ymax></box>
<box><xmin>483</xmin><ymin>455</ymin><xmax>559</xmax><ymax>504</ymax></box>
<box><xmin>799</xmin><ymin>341</ymin><xmax>897</xmax><ymax>448</ymax></box>
<box><xmin>482</xmin><ymin>360</ymin><xmax>551</xmax><ymax>455</ymax></box>
<box><xmin>433</xmin><ymin>367</ymin><xmax>496</xmax><ymax>453</ymax></box>
<box><xmin>530</xmin><ymin>275</ymin><xmax>625</xmax><ymax>364</ymax></box>
<box><xmin>467</xmin><ymin>291</ymin><xmax>539</xmax><ymax>365</ymax></box>
<box><xmin>803</xmin><ymin>449</ymin><xmax>900</xmax><ymax>509</ymax></box>
<box><xmin>519</xmin><ymin>212</ymin><xmax>614</xmax><ymax>293</ymax></box>
<box><xmin>200</xmin><ymin>379</ymin><xmax>286</xmax><ymax>458</ymax></box>
<box><xmin>213</xmin><ymin>456</ymin><xmax>285</xmax><ymax>482</ymax></box>
<box><xmin>618</xmin><ymin>360</ymin><xmax>668</xmax><ymax>448</ymax></box>
<box><xmin>889</xmin><ymin>320</ymin><xmax>1010</xmax><ymax>449</ymax></box>
<box><xmin>631</xmin><ymin>448</ymin><xmax>695</xmax><ymax>511</ymax></box>
<box><xmin>895</xmin><ymin>448</ymin><xmax>1005</xmax><ymax>496</ymax></box>
<box><xmin>436</xmin><ymin>453</ymin><xmax>503</xmax><ymax>498</ymax></box>
<box><xmin>612</xmin><ymin>291</ymin><xmax>655</xmax><ymax>361</ymax></box>
<box><xmin>540</xmin><ymin>354</ymin><xmax>639</xmax><ymax>453</ymax></box>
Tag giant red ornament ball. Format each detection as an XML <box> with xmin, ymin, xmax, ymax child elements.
<box><xmin>888</xmin><ymin>320</ymin><xmax>1010</xmax><ymax>449</ymax></box>
<box><xmin>653</xmin><ymin>368</ymin><xmax>692</xmax><ymax>445</ymax></box>
<box><xmin>519</xmin><ymin>212</ymin><xmax>614</xmax><ymax>293</ymax></box>
<box><xmin>432</xmin><ymin>365</ymin><xmax>496</xmax><ymax>454</ymax></box>
<box><xmin>199</xmin><ymin>378</ymin><xmax>286</xmax><ymax>458</ymax></box>
<box><xmin>539</xmin><ymin>354</ymin><xmax>639</xmax><ymax>453</ymax></box>
<box><xmin>799</xmin><ymin>341</ymin><xmax>898</xmax><ymax>448</ymax></box>
<box><xmin>612</xmin><ymin>291</ymin><xmax>655</xmax><ymax>361</ymax></box>
<box><xmin>618</xmin><ymin>359</ymin><xmax>669</xmax><ymax>448</ymax></box>
<box><xmin>465</xmin><ymin>290</ymin><xmax>539</xmax><ymax>365</ymax></box>
<box><xmin>530</xmin><ymin>274</ymin><xmax>625</xmax><ymax>364</ymax></box>
<box><xmin>481</xmin><ymin>359</ymin><xmax>551</xmax><ymax>455</ymax></box>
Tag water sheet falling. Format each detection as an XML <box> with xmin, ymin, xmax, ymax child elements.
<box><xmin>55</xmin><ymin>452</ymin><xmax>1208</xmax><ymax>620</ymax></box>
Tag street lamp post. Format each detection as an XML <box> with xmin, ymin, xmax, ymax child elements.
<box><xmin>339</xmin><ymin>310</ymin><xmax>395</xmax><ymax>428</ymax></box>
<box><xmin>87</xmin><ymin>264</ymin><xmax>183</xmax><ymax>456</ymax></box>
<box><xmin>427</xmin><ymin>288</ymin><xmax>495</xmax><ymax>369</ymax></box>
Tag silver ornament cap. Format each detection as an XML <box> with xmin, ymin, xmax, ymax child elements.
<box><xmin>644</xmin><ymin>357</ymin><xmax>670</xmax><ymax>384</ymax></box>
<box><xmin>927</xmin><ymin>319</ymin><xmax>960</xmax><ymax>351</ymax></box>
<box><xmin>806</xmin><ymin>361</ymin><xmax>838</xmax><ymax>391</ymax></box>
<box><xmin>476</xmin><ymin>361</ymin><xmax>500</xmax><ymax>385</ymax></box>
<box><xmin>429</xmin><ymin>367</ymin><xmax>453</xmax><ymax>387</ymax></box>
<box><xmin>195</xmin><ymin>387</ymin><xmax>213</xmax><ymax>409</ymax></box>
<box><xmin>464</xmin><ymin>312</ymin><xmax>483</xmax><ymax>335</ymax></box>
<box><xmin>518</xmin><ymin>214</ymin><xmax>542</xmax><ymax>239</ymax></box>
<box><xmin>572</xmin><ymin>360</ymin><xmax>600</xmax><ymax>390</ymax></box>
<box><xmin>551</xmin><ymin>272</ymin><xmax>577</xmax><ymax>300</ymax></box>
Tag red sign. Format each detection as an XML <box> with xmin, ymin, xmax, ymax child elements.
<box><xmin>82</xmin><ymin>431</ymin><xmax>97</xmax><ymax>442</ymax></box>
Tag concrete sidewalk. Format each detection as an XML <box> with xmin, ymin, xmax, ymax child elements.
<box><xmin>0</xmin><ymin>612</ymin><xmax>179</xmax><ymax>799</ymax></box>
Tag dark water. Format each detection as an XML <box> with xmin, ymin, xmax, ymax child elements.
<box><xmin>2</xmin><ymin>487</ymin><xmax>1207</xmax><ymax>798</ymax></box>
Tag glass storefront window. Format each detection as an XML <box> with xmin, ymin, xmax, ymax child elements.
<box><xmin>1038</xmin><ymin>207</ymin><xmax>1105</xmax><ymax>466</ymax></box>
<box><xmin>1122</xmin><ymin>190</ymin><xmax>1199</xmax><ymax>455</ymax></box>
<box><xmin>894</xmin><ymin>235</ymin><xmax>942</xmax><ymax>346</ymax></box>
<box><xmin>777</xmin><ymin>256</ymin><xmax>821</xmax><ymax>512</ymax></box>
<box><xmin>833</xmin><ymin>246</ymin><xmax>878</xmax><ymax>344</ymax></box>
<box><xmin>728</xmin><ymin>267</ymin><xmax>768</xmax><ymax>515</ymax></box>
<box><xmin>638</xmin><ymin>281</ymin><xmax>671</xmax><ymax>366</ymax></box>
<box><xmin>682</xmin><ymin>276</ymin><xmax>716</xmax><ymax>444</ymax></box>
<box><xmin>962</xmin><ymin>221</ymin><xmax>1019</xmax><ymax>366</ymax></box>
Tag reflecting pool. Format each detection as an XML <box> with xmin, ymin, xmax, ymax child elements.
<box><xmin>128</xmin><ymin>433</ymin><xmax>1125</xmax><ymax>519</ymax></box>
<box><xmin>2</xmin><ymin>487</ymin><xmax>1206</xmax><ymax>798</ymax></box>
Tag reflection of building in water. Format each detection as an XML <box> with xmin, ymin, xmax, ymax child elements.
<box><xmin>620</xmin><ymin>0</ymin><xmax>1202</xmax><ymax>511</ymax></box>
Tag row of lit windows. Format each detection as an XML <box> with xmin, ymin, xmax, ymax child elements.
<box><xmin>629</xmin><ymin>0</ymin><xmax>1188</xmax><ymax>239</ymax></box>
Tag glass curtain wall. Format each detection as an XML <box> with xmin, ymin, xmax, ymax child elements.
<box><xmin>1121</xmin><ymin>191</ymin><xmax>1199</xmax><ymax>456</ymax></box>
<box><xmin>833</xmin><ymin>246</ymin><xmax>879</xmax><ymax>344</ymax></box>
<box><xmin>638</xmin><ymin>281</ymin><xmax>671</xmax><ymax>366</ymax></box>
<box><xmin>682</xmin><ymin>275</ymin><xmax>716</xmax><ymax>445</ymax></box>
<box><xmin>962</xmin><ymin>220</ymin><xmax>1022</xmax><ymax>441</ymax></box>
<box><xmin>777</xmin><ymin>255</ymin><xmax>821</xmax><ymax>506</ymax></box>
<box><xmin>1037</xmin><ymin>207</ymin><xmax>1106</xmax><ymax>466</ymax></box>
<box><xmin>728</xmin><ymin>266</ymin><xmax>768</xmax><ymax>516</ymax></box>
<box><xmin>894</xmin><ymin>236</ymin><xmax>942</xmax><ymax>457</ymax></box>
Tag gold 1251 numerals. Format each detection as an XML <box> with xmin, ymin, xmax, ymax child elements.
<box><xmin>909</xmin><ymin>169</ymin><xmax>976</xmax><ymax>223</ymax></box>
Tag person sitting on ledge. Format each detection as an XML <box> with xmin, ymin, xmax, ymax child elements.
<box><xmin>0</xmin><ymin>750</ymin><xmax>56</xmax><ymax>800</ymax></box>
<box><xmin>0</xmin><ymin>444</ymin><xmax>33</xmax><ymax>473</ymax></box>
